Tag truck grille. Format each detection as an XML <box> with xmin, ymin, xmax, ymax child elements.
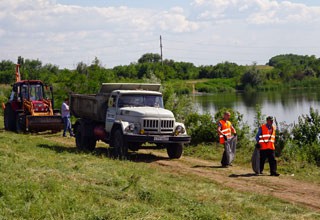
<box><xmin>143</xmin><ymin>119</ymin><xmax>174</xmax><ymax>134</ymax></box>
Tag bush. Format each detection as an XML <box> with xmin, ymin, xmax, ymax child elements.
<box><xmin>292</xmin><ymin>107</ymin><xmax>320</xmax><ymax>146</ymax></box>
<box><xmin>184</xmin><ymin>113</ymin><xmax>216</xmax><ymax>145</ymax></box>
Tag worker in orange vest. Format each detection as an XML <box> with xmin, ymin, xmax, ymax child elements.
<box><xmin>217</xmin><ymin>111</ymin><xmax>237</xmax><ymax>167</ymax></box>
<box><xmin>255</xmin><ymin>116</ymin><xmax>280</xmax><ymax>176</ymax></box>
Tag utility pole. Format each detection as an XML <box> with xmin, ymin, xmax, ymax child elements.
<box><xmin>160</xmin><ymin>35</ymin><xmax>163</xmax><ymax>66</ymax></box>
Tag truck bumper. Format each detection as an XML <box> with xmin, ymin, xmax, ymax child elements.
<box><xmin>124</xmin><ymin>133</ymin><xmax>191</xmax><ymax>144</ymax></box>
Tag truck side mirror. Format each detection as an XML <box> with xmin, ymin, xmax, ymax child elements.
<box><xmin>108</xmin><ymin>98</ymin><xmax>114</xmax><ymax>107</ymax></box>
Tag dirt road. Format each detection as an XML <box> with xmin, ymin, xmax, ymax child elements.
<box><xmin>134</xmin><ymin>150</ymin><xmax>320</xmax><ymax>211</ymax></box>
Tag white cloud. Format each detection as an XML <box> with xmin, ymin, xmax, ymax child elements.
<box><xmin>0</xmin><ymin>0</ymin><xmax>202</xmax><ymax>67</ymax></box>
<box><xmin>158</xmin><ymin>7</ymin><xmax>199</xmax><ymax>33</ymax></box>
<box><xmin>0</xmin><ymin>0</ymin><xmax>320</xmax><ymax>68</ymax></box>
<box><xmin>192</xmin><ymin>0</ymin><xmax>320</xmax><ymax>24</ymax></box>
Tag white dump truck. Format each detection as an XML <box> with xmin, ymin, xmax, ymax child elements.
<box><xmin>70</xmin><ymin>83</ymin><xmax>191</xmax><ymax>159</ymax></box>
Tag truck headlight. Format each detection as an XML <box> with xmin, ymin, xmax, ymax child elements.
<box><xmin>125</xmin><ymin>123</ymin><xmax>135</xmax><ymax>132</ymax></box>
<box><xmin>174</xmin><ymin>125</ymin><xmax>185</xmax><ymax>136</ymax></box>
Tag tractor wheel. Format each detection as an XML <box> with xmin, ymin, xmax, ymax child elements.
<box><xmin>112</xmin><ymin>129</ymin><xmax>128</xmax><ymax>159</ymax></box>
<box><xmin>4</xmin><ymin>104</ymin><xmax>16</xmax><ymax>131</ymax></box>
<box><xmin>166</xmin><ymin>143</ymin><xmax>183</xmax><ymax>159</ymax></box>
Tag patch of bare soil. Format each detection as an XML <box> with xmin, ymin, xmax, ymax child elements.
<box><xmin>138</xmin><ymin>150</ymin><xmax>320</xmax><ymax>211</ymax></box>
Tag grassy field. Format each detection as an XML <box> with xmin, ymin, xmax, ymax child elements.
<box><xmin>0</xmin><ymin>116</ymin><xmax>320</xmax><ymax>219</ymax></box>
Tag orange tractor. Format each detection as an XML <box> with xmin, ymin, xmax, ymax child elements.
<box><xmin>2</xmin><ymin>64</ymin><xmax>64</xmax><ymax>133</ymax></box>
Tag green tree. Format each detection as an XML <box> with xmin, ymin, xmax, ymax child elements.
<box><xmin>0</xmin><ymin>60</ymin><xmax>15</xmax><ymax>84</ymax></box>
<box><xmin>240</xmin><ymin>64</ymin><xmax>265</xmax><ymax>89</ymax></box>
<box><xmin>138</xmin><ymin>53</ymin><xmax>161</xmax><ymax>63</ymax></box>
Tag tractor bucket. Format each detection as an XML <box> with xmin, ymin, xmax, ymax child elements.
<box><xmin>26</xmin><ymin>115</ymin><xmax>64</xmax><ymax>133</ymax></box>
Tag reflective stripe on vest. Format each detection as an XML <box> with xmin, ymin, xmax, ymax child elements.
<box><xmin>259</xmin><ymin>124</ymin><xmax>276</xmax><ymax>150</ymax></box>
<box><xmin>219</xmin><ymin>120</ymin><xmax>232</xmax><ymax>144</ymax></box>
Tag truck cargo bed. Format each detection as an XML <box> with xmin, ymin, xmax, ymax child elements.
<box><xmin>70</xmin><ymin>93</ymin><xmax>109</xmax><ymax>122</ymax></box>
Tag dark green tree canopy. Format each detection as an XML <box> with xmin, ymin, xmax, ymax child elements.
<box><xmin>138</xmin><ymin>53</ymin><xmax>161</xmax><ymax>64</ymax></box>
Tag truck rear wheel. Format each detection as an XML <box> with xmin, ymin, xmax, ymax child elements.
<box><xmin>75</xmin><ymin>123</ymin><xmax>96</xmax><ymax>151</ymax></box>
<box><xmin>166</xmin><ymin>143</ymin><xmax>183</xmax><ymax>159</ymax></box>
<box><xmin>75</xmin><ymin>126</ymin><xmax>83</xmax><ymax>150</ymax></box>
<box><xmin>4</xmin><ymin>104</ymin><xmax>16</xmax><ymax>131</ymax></box>
<box><xmin>112</xmin><ymin>129</ymin><xmax>128</xmax><ymax>159</ymax></box>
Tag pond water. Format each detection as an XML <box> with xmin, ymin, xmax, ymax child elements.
<box><xmin>192</xmin><ymin>88</ymin><xmax>320</xmax><ymax>127</ymax></box>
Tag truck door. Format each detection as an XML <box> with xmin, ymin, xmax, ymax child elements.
<box><xmin>105</xmin><ymin>94</ymin><xmax>117</xmax><ymax>132</ymax></box>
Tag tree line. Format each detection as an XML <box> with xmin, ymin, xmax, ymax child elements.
<box><xmin>1</xmin><ymin>53</ymin><xmax>320</xmax><ymax>112</ymax></box>
<box><xmin>1</xmin><ymin>53</ymin><xmax>320</xmax><ymax>93</ymax></box>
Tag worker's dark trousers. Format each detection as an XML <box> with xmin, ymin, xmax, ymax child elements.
<box><xmin>260</xmin><ymin>149</ymin><xmax>277</xmax><ymax>174</ymax></box>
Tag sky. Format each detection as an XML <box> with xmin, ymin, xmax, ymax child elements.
<box><xmin>1</xmin><ymin>0</ymin><xmax>320</xmax><ymax>69</ymax></box>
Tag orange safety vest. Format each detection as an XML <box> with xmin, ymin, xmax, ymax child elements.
<box><xmin>219</xmin><ymin>120</ymin><xmax>232</xmax><ymax>144</ymax></box>
<box><xmin>259</xmin><ymin>124</ymin><xmax>276</xmax><ymax>150</ymax></box>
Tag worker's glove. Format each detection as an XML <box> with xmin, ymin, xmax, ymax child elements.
<box><xmin>255</xmin><ymin>143</ymin><xmax>260</xmax><ymax>149</ymax></box>
<box><xmin>223</xmin><ymin>135</ymin><xmax>228</xmax><ymax>141</ymax></box>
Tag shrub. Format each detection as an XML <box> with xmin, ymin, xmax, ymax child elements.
<box><xmin>184</xmin><ymin>113</ymin><xmax>216</xmax><ymax>145</ymax></box>
<box><xmin>292</xmin><ymin>107</ymin><xmax>320</xmax><ymax>146</ymax></box>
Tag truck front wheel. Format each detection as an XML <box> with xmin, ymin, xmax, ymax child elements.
<box><xmin>112</xmin><ymin>129</ymin><xmax>128</xmax><ymax>159</ymax></box>
<box><xmin>166</xmin><ymin>143</ymin><xmax>183</xmax><ymax>159</ymax></box>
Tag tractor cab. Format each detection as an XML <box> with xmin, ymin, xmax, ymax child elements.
<box><xmin>9</xmin><ymin>80</ymin><xmax>54</xmax><ymax>116</ymax></box>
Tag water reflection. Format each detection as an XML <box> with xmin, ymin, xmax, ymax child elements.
<box><xmin>193</xmin><ymin>89</ymin><xmax>320</xmax><ymax>126</ymax></box>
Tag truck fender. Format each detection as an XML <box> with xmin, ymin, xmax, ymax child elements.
<box><xmin>111</xmin><ymin>121</ymin><xmax>127</xmax><ymax>134</ymax></box>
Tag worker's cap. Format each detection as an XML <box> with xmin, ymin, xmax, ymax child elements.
<box><xmin>266</xmin><ymin>116</ymin><xmax>274</xmax><ymax>121</ymax></box>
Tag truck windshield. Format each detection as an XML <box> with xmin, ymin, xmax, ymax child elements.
<box><xmin>118</xmin><ymin>95</ymin><xmax>164</xmax><ymax>108</ymax></box>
